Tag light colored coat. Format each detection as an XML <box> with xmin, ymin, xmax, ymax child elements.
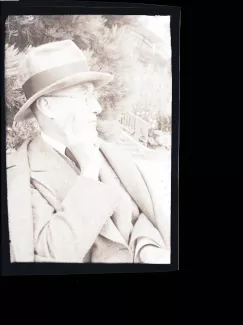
<box><xmin>6</xmin><ymin>135</ymin><xmax>170</xmax><ymax>263</ymax></box>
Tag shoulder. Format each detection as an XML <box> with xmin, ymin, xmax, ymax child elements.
<box><xmin>6</xmin><ymin>139</ymin><xmax>31</xmax><ymax>170</ymax></box>
<box><xmin>6</xmin><ymin>149</ymin><xmax>18</xmax><ymax>169</ymax></box>
<box><xmin>100</xmin><ymin>138</ymin><xmax>134</xmax><ymax>158</ymax></box>
<box><xmin>6</xmin><ymin>139</ymin><xmax>32</xmax><ymax>188</ymax></box>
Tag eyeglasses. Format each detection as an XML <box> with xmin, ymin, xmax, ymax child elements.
<box><xmin>45</xmin><ymin>92</ymin><xmax>99</xmax><ymax>101</ymax></box>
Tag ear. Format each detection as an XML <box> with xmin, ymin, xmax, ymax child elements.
<box><xmin>36</xmin><ymin>97</ymin><xmax>54</xmax><ymax>118</ymax></box>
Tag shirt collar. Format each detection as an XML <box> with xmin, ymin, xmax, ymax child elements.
<box><xmin>41</xmin><ymin>132</ymin><xmax>66</xmax><ymax>157</ymax></box>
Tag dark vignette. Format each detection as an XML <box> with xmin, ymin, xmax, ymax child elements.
<box><xmin>1</xmin><ymin>1</ymin><xmax>180</xmax><ymax>276</ymax></box>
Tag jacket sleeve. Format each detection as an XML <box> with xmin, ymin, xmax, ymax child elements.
<box><xmin>135</xmin><ymin>160</ymin><xmax>171</xmax><ymax>250</ymax></box>
<box><xmin>32</xmin><ymin>175</ymin><xmax>119</xmax><ymax>262</ymax></box>
<box><xmin>7</xmin><ymin>159</ymin><xmax>35</xmax><ymax>263</ymax></box>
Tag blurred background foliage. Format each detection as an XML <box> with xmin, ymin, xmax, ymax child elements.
<box><xmin>5</xmin><ymin>15</ymin><xmax>172</xmax><ymax>151</ymax></box>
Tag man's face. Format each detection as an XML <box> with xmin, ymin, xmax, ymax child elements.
<box><xmin>38</xmin><ymin>82</ymin><xmax>102</xmax><ymax>144</ymax></box>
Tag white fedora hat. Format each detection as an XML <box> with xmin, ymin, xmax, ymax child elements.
<box><xmin>14</xmin><ymin>39</ymin><xmax>113</xmax><ymax>122</ymax></box>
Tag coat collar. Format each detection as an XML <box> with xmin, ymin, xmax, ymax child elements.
<box><xmin>6</xmin><ymin>135</ymin><xmax>60</xmax><ymax>173</ymax></box>
<box><xmin>27</xmin><ymin>134</ymin><xmax>69</xmax><ymax>172</ymax></box>
<box><xmin>6</xmin><ymin>138</ymin><xmax>31</xmax><ymax>169</ymax></box>
<box><xmin>40</xmin><ymin>131</ymin><xmax>66</xmax><ymax>157</ymax></box>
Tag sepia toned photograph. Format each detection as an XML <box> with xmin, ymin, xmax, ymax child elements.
<box><xmin>4</xmin><ymin>14</ymin><xmax>174</xmax><ymax>265</ymax></box>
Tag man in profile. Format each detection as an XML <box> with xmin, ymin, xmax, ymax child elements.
<box><xmin>7</xmin><ymin>40</ymin><xmax>170</xmax><ymax>263</ymax></box>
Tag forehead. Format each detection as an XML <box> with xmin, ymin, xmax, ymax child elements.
<box><xmin>49</xmin><ymin>82</ymin><xmax>94</xmax><ymax>96</ymax></box>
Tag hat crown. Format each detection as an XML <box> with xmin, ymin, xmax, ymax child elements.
<box><xmin>19</xmin><ymin>40</ymin><xmax>89</xmax><ymax>86</ymax></box>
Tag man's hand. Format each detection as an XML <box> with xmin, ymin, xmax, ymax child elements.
<box><xmin>69</xmin><ymin>141</ymin><xmax>102</xmax><ymax>180</ymax></box>
<box><xmin>63</xmin><ymin>114</ymin><xmax>102</xmax><ymax>180</ymax></box>
<box><xmin>139</xmin><ymin>246</ymin><xmax>171</xmax><ymax>264</ymax></box>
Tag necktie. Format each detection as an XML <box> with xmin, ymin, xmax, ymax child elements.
<box><xmin>65</xmin><ymin>147</ymin><xmax>80</xmax><ymax>170</ymax></box>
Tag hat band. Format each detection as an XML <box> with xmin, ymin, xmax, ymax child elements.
<box><xmin>22</xmin><ymin>60</ymin><xmax>89</xmax><ymax>100</ymax></box>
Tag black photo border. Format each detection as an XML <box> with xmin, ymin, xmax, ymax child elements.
<box><xmin>1</xmin><ymin>1</ymin><xmax>180</xmax><ymax>275</ymax></box>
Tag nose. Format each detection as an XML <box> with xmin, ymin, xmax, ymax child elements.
<box><xmin>88</xmin><ymin>97</ymin><xmax>102</xmax><ymax>115</ymax></box>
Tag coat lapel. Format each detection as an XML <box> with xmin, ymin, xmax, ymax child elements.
<box><xmin>28</xmin><ymin>135</ymin><xmax>79</xmax><ymax>203</ymax></box>
<box><xmin>99</xmin><ymin>140</ymin><xmax>155</xmax><ymax>221</ymax></box>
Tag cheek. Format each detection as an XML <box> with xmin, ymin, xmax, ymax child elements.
<box><xmin>73</xmin><ymin>110</ymin><xmax>88</xmax><ymax>125</ymax></box>
<box><xmin>61</xmin><ymin>110</ymin><xmax>70</xmax><ymax>121</ymax></box>
<box><xmin>52</xmin><ymin>107</ymin><xmax>71</xmax><ymax>128</ymax></box>
<box><xmin>71</xmin><ymin>110</ymin><xmax>90</xmax><ymax>134</ymax></box>
<box><xmin>72</xmin><ymin>102</ymin><xmax>90</xmax><ymax>124</ymax></box>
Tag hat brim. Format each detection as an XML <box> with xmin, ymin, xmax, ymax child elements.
<box><xmin>14</xmin><ymin>71</ymin><xmax>113</xmax><ymax>122</ymax></box>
